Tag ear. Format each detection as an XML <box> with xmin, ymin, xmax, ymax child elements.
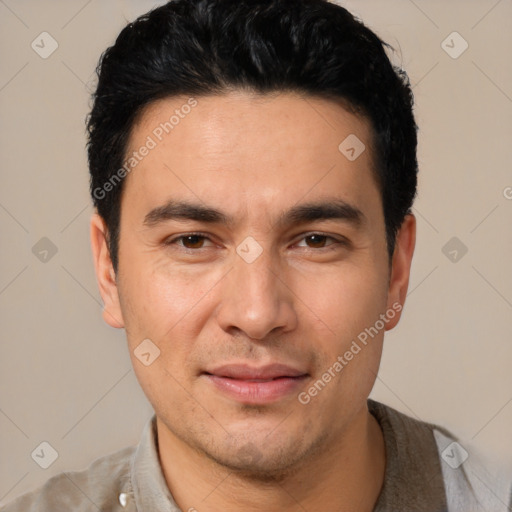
<box><xmin>384</xmin><ymin>213</ymin><xmax>416</xmax><ymax>331</ymax></box>
<box><xmin>90</xmin><ymin>213</ymin><xmax>125</xmax><ymax>329</ymax></box>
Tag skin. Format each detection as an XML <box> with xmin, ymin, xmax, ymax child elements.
<box><xmin>91</xmin><ymin>91</ymin><xmax>416</xmax><ymax>511</ymax></box>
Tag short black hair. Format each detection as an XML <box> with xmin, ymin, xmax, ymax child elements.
<box><xmin>87</xmin><ymin>0</ymin><xmax>418</xmax><ymax>273</ymax></box>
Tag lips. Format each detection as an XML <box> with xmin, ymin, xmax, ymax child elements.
<box><xmin>202</xmin><ymin>363</ymin><xmax>309</xmax><ymax>404</ymax></box>
<box><xmin>204</xmin><ymin>363</ymin><xmax>307</xmax><ymax>380</ymax></box>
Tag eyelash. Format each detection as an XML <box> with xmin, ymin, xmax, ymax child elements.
<box><xmin>164</xmin><ymin>232</ymin><xmax>347</xmax><ymax>252</ymax></box>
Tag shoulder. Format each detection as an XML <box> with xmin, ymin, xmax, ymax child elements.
<box><xmin>369</xmin><ymin>399</ymin><xmax>512</xmax><ymax>512</ymax></box>
<box><xmin>434</xmin><ymin>428</ymin><xmax>512</xmax><ymax>512</ymax></box>
<box><xmin>1</xmin><ymin>444</ymin><xmax>136</xmax><ymax>512</ymax></box>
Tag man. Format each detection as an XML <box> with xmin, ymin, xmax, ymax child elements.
<box><xmin>2</xmin><ymin>0</ymin><xmax>509</xmax><ymax>511</ymax></box>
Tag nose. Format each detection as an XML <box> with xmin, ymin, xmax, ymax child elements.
<box><xmin>215</xmin><ymin>246</ymin><xmax>298</xmax><ymax>341</ymax></box>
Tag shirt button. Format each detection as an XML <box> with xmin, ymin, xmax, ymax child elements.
<box><xmin>119</xmin><ymin>492</ymin><xmax>128</xmax><ymax>508</ymax></box>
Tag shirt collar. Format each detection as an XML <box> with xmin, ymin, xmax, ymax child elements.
<box><xmin>130</xmin><ymin>414</ymin><xmax>181</xmax><ymax>511</ymax></box>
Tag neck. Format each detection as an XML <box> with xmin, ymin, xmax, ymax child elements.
<box><xmin>156</xmin><ymin>405</ymin><xmax>386</xmax><ymax>512</ymax></box>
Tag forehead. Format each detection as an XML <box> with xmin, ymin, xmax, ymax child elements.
<box><xmin>121</xmin><ymin>91</ymin><xmax>380</xmax><ymax>226</ymax></box>
<box><xmin>129</xmin><ymin>90</ymin><xmax>374</xmax><ymax>162</ymax></box>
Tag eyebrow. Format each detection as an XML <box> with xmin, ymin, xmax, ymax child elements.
<box><xmin>143</xmin><ymin>198</ymin><xmax>365</xmax><ymax>230</ymax></box>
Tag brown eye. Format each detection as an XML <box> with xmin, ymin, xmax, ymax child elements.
<box><xmin>180</xmin><ymin>235</ymin><xmax>206</xmax><ymax>249</ymax></box>
<box><xmin>296</xmin><ymin>234</ymin><xmax>340</xmax><ymax>249</ymax></box>
<box><xmin>304</xmin><ymin>234</ymin><xmax>330</xmax><ymax>248</ymax></box>
<box><xmin>164</xmin><ymin>233</ymin><xmax>214</xmax><ymax>250</ymax></box>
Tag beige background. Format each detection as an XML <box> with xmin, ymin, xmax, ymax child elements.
<box><xmin>1</xmin><ymin>0</ymin><xmax>511</xmax><ymax>506</ymax></box>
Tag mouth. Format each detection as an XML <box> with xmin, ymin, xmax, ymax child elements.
<box><xmin>202</xmin><ymin>363</ymin><xmax>309</xmax><ymax>404</ymax></box>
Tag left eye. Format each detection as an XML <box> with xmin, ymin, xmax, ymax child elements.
<box><xmin>296</xmin><ymin>234</ymin><xmax>339</xmax><ymax>249</ymax></box>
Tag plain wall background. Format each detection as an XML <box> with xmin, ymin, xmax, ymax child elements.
<box><xmin>1</xmin><ymin>0</ymin><xmax>511</xmax><ymax>505</ymax></box>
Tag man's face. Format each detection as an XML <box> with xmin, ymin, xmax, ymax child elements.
<box><xmin>92</xmin><ymin>91</ymin><xmax>412</xmax><ymax>478</ymax></box>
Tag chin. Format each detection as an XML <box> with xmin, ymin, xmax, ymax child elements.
<box><xmin>202</xmin><ymin>429</ymin><xmax>327</xmax><ymax>483</ymax></box>
<box><xmin>213</xmin><ymin>449</ymin><xmax>305</xmax><ymax>483</ymax></box>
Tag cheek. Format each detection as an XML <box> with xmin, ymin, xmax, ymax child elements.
<box><xmin>295</xmin><ymin>261</ymin><xmax>388</xmax><ymax>341</ymax></box>
<box><xmin>119</xmin><ymin>264</ymin><xmax>208</xmax><ymax>410</ymax></box>
<box><xmin>119</xmin><ymin>255</ymin><xmax>223</xmax><ymax>352</ymax></box>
